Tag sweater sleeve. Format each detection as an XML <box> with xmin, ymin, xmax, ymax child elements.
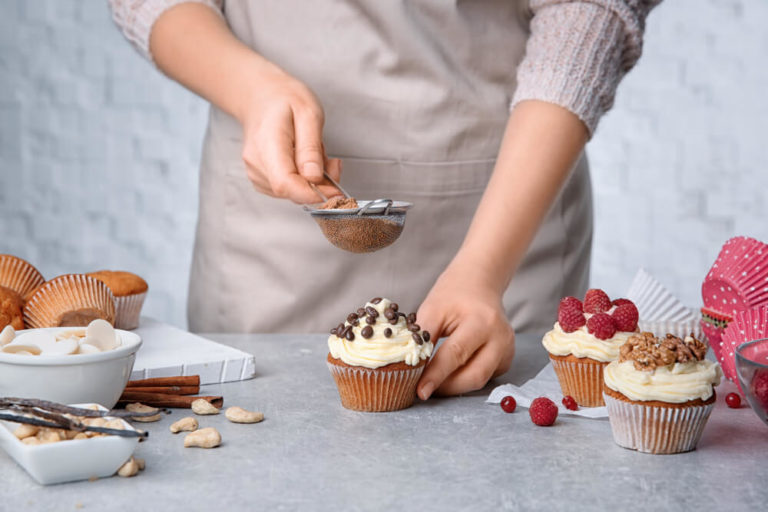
<box><xmin>511</xmin><ymin>0</ymin><xmax>662</xmax><ymax>136</ymax></box>
<box><xmin>108</xmin><ymin>0</ymin><xmax>224</xmax><ymax>62</ymax></box>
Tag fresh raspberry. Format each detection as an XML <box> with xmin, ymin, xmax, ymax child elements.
<box><xmin>612</xmin><ymin>303</ymin><xmax>639</xmax><ymax>332</ymax></box>
<box><xmin>558</xmin><ymin>306</ymin><xmax>586</xmax><ymax>333</ymax></box>
<box><xmin>586</xmin><ymin>313</ymin><xmax>617</xmax><ymax>340</ymax></box>
<box><xmin>558</xmin><ymin>296</ymin><xmax>583</xmax><ymax>314</ymax></box>
<box><xmin>611</xmin><ymin>298</ymin><xmax>634</xmax><ymax>308</ymax></box>
<box><xmin>562</xmin><ymin>396</ymin><xmax>578</xmax><ymax>411</ymax></box>
<box><xmin>751</xmin><ymin>369</ymin><xmax>768</xmax><ymax>409</ymax></box>
<box><xmin>725</xmin><ymin>392</ymin><xmax>741</xmax><ymax>408</ymax></box>
<box><xmin>529</xmin><ymin>397</ymin><xmax>558</xmax><ymax>426</ymax></box>
<box><xmin>500</xmin><ymin>396</ymin><xmax>517</xmax><ymax>413</ymax></box>
<box><xmin>583</xmin><ymin>288</ymin><xmax>612</xmax><ymax>314</ymax></box>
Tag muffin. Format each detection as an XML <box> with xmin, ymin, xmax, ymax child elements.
<box><xmin>327</xmin><ymin>297</ymin><xmax>433</xmax><ymax>412</ymax></box>
<box><xmin>542</xmin><ymin>289</ymin><xmax>639</xmax><ymax>407</ymax></box>
<box><xmin>603</xmin><ymin>332</ymin><xmax>721</xmax><ymax>454</ymax></box>
<box><xmin>0</xmin><ymin>286</ymin><xmax>24</xmax><ymax>330</ymax></box>
<box><xmin>24</xmin><ymin>274</ymin><xmax>116</xmax><ymax>328</ymax></box>
<box><xmin>0</xmin><ymin>254</ymin><xmax>45</xmax><ymax>304</ymax></box>
<box><xmin>86</xmin><ymin>270</ymin><xmax>148</xmax><ymax>330</ymax></box>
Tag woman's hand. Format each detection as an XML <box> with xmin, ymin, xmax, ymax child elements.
<box><xmin>416</xmin><ymin>261</ymin><xmax>515</xmax><ymax>399</ymax></box>
<box><xmin>238</xmin><ymin>69</ymin><xmax>342</xmax><ymax>204</ymax></box>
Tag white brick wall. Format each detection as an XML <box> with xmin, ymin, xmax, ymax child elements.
<box><xmin>0</xmin><ymin>0</ymin><xmax>766</xmax><ymax>327</ymax></box>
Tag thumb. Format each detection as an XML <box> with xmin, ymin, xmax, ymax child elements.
<box><xmin>293</xmin><ymin>106</ymin><xmax>325</xmax><ymax>183</ymax></box>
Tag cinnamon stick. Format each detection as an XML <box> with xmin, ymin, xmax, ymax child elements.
<box><xmin>118</xmin><ymin>392</ymin><xmax>222</xmax><ymax>409</ymax></box>
<box><xmin>126</xmin><ymin>376</ymin><xmax>200</xmax><ymax>388</ymax></box>
<box><xmin>121</xmin><ymin>386</ymin><xmax>199</xmax><ymax>396</ymax></box>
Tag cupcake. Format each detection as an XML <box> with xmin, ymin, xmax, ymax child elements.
<box><xmin>87</xmin><ymin>270</ymin><xmax>148</xmax><ymax>330</ymax></box>
<box><xmin>23</xmin><ymin>274</ymin><xmax>116</xmax><ymax>328</ymax></box>
<box><xmin>603</xmin><ymin>332</ymin><xmax>721</xmax><ymax>454</ymax></box>
<box><xmin>0</xmin><ymin>285</ymin><xmax>24</xmax><ymax>330</ymax></box>
<box><xmin>327</xmin><ymin>297</ymin><xmax>433</xmax><ymax>412</ymax></box>
<box><xmin>542</xmin><ymin>289</ymin><xmax>639</xmax><ymax>407</ymax></box>
<box><xmin>0</xmin><ymin>254</ymin><xmax>46</xmax><ymax>302</ymax></box>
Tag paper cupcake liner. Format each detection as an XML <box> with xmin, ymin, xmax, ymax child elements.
<box><xmin>549</xmin><ymin>356</ymin><xmax>607</xmax><ymax>407</ymax></box>
<box><xmin>113</xmin><ymin>292</ymin><xmax>147</xmax><ymax>330</ymax></box>
<box><xmin>0</xmin><ymin>254</ymin><xmax>45</xmax><ymax>299</ymax></box>
<box><xmin>603</xmin><ymin>393</ymin><xmax>714</xmax><ymax>454</ymax></box>
<box><xmin>327</xmin><ymin>361</ymin><xmax>425</xmax><ymax>412</ymax></box>
<box><xmin>24</xmin><ymin>274</ymin><xmax>116</xmax><ymax>328</ymax></box>
<box><xmin>700</xmin><ymin>320</ymin><xmax>726</xmax><ymax>362</ymax></box>
<box><xmin>626</xmin><ymin>268</ymin><xmax>695</xmax><ymax>322</ymax></box>
<box><xmin>702</xmin><ymin>236</ymin><xmax>768</xmax><ymax>317</ymax></box>
<box><xmin>638</xmin><ymin>312</ymin><xmax>703</xmax><ymax>341</ymax></box>
<box><xmin>721</xmin><ymin>305</ymin><xmax>768</xmax><ymax>391</ymax></box>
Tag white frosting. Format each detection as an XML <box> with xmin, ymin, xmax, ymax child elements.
<box><xmin>1</xmin><ymin>320</ymin><xmax>122</xmax><ymax>356</ymax></box>
<box><xmin>604</xmin><ymin>360</ymin><xmax>722</xmax><ymax>403</ymax></box>
<box><xmin>328</xmin><ymin>298</ymin><xmax>433</xmax><ymax>369</ymax></box>
<box><xmin>542</xmin><ymin>321</ymin><xmax>636</xmax><ymax>362</ymax></box>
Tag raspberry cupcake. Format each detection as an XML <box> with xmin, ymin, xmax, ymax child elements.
<box><xmin>87</xmin><ymin>270</ymin><xmax>148</xmax><ymax>330</ymax></box>
<box><xmin>603</xmin><ymin>332</ymin><xmax>721</xmax><ymax>454</ymax></box>
<box><xmin>542</xmin><ymin>289</ymin><xmax>639</xmax><ymax>407</ymax></box>
<box><xmin>23</xmin><ymin>274</ymin><xmax>116</xmax><ymax>328</ymax></box>
<box><xmin>327</xmin><ymin>297</ymin><xmax>433</xmax><ymax>412</ymax></box>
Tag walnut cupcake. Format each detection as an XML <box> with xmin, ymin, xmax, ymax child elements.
<box><xmin>327</xmin><ymin>297</ymin><xmax>433</xmax><ymax>412</ymax></box>
<box><xmin>87</xmin><ymin>271</ymin><xmax>148</xmax><ymax>330</ymax></box>
<box><xmin>603</xmin><ymin>332</ymin><xmax>722</xmax><ymax>454</ymax></box>
<box><xmin>24</xmin><ymin>274</ymin><xmax>116</xmax><ymax>328</ymax></box>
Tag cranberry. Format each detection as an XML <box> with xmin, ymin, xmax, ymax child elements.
<box><xmin>500</xmin><ymin>396</ymin><xmax>517</xmax><ymax>413</ymax></box>
<box><xmin>562</xmin><ymin>396</ymin><xmax>578</xmax><ymax>411</ymax></box>
<box><xmin>725</xmin><ymin>392</ymin><xmax>741</xmax><ymax>408</ymax></box>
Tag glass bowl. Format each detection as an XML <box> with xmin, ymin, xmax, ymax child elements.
<box><xmin>735</xmin><ymin>338</ymin><xmax>768</xmax><ymax>427</ymax></box>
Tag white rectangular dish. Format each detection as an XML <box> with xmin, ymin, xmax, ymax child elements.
<box><xmin>0</xmin><ymin>403</ymin><xmax>139</xmax><ymax>485</ymax></box>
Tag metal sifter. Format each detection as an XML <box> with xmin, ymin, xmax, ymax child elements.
<box><xmin>304</xmin><ymin>174</ymin><xmax>412</xmax><ymax>253</ymax></box>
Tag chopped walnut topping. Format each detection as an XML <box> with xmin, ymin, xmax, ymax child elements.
<box><xmin>618</xmin><ymin>332</ymin><xmax>707</xmax><ymax>371</ymax></box>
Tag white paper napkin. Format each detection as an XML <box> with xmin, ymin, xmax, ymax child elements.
<box><xmin>486</xmin><ymin>363</ymin><xmax>608</xmax><ymax>418</ymax></box>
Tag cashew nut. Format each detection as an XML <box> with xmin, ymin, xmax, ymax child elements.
<box><xmin>125</xmin><ymin>402</ymin><xmax>162</xmax><ymax>422</ymax></box>
<box><xmin>22</xmin><ymin>437</ymin><xmax>41</xmax><ymax>446</ymax></box>
<box><xmin>135</xmin><ymin>458</ymin><xmax>145</xmax><ymax>471</ymax></box>
<box><xmin>225</xmin><ymin>406</ymin><xmax>264</xmax><ymax>424</ymax></box>
<box><xmin>183</xmin><ymin>427</ymin><xmax>221</xmax><ymax>448</ymax></box>
<box><xmin>169</xmin><ymin>416</ymin><xmax>198</xmax><ymax>434</ymax></box>
<box><xmin>73</xmin><ymin>433</ymin><xmax>89</xmax><ymax>440</ymax></box>
<box><xmin>104</xmin><ymin>419</ymin><xmax>126</xmax><ymax>430</ymax></box>
<box><xmin>191</xmin><ymin>399</ymin><xmax>220</xmax><ymax>415</ymax></box>
<box><xmin>117</xmin><ymin>456</ymin><xmax>144</xmax><ymax>478</ymax></box>
<box><xmin>36</xmin><ymin>429</ymin><xmax>63</xmax><ymax>443</ymax></box>
<box><xmin>14</xmin><ymin>424</ymin><xmax>39</xmax><ymax>439</ymax></box>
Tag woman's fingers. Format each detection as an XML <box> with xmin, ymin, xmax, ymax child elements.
<box><xmin>417</xmin><ymin>321</ymin><xmax>485</xmax><ymax>400</ymax></box>
<box><xmin>435</xmin><ymin>332</ymin><xmax>514</xmax><ymax>396</ymax></box>
<box><xmin>293</xmin><ymin>104</ymin><xmax>325</xmax><ymax>183</ymax></box>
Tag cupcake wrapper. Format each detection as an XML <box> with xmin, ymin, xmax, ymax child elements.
<box><xmin>720</xmin><ymin>305</ymin><xmax>768</xmax><ymax>391</ymax></box>
<box><xmin>702</xmin><ymin>236</ymin><xmax>768</xmax><ymax>316</ymax></box>
<box><xmin>603</xmin><ymin>393</ymin><xmax>714</xmax><ymax>454</ymax></box>
<box><xmin>24</xmin><ymin>274</ymin><xmax>116</xmax><ymax>328</ymax></box>
<box><xmin>0</xmin><ymin>254</ymin><xmax>45</xmax><ymax>298</ymax></box>
<box><xmin>113</xmin><ymin>292</ymin><xmax>147</xmax><ymax>330</ymax></box>
<box><xmin>638</xmin><ymin>314</ymin><xmax>703</xmax><ymax>341</ymax></box>
<box><xmin>327</xmin><ymin>362</ymin><xmax>425</xmax><ymax>412</ymax></box>
<box><xmin>549</xmin><ymin>356</ymin><xmax>607</xmax><ymax>407</ymax></box>
<box><xmin>626</xmin><ymin>268</ymin><xmax>695</xmax><ymax>322</ymax></box>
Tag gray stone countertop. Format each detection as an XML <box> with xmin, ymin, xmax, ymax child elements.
<box><xmin>1</xmin><ymin>333</ymin><xmax>766</xmax><ymax>511</ymax></box>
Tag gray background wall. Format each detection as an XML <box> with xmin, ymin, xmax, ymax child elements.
<box><xmin>1</xmin><ymin>0</ymin><xmax>766</xmax><ymax>329</ymax></box>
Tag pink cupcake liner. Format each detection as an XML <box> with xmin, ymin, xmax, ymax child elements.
<box><xmin>549</xmin><ymin>356</ymin><xmax>607</xmax><ymax>407</ymax></box>
<box><xmin>24</xmin><ymin>274</ymin><xmax>116</xmax><ymax>328</ymax></box>
<box><xmin>603</xmin><ymin>393</ymin><xmax>715</xmax><ymax>454</ymax></box>
<box><xmin>0</xmin><ymin>255</ymin><xmax>45</xmax><ymax>299</ymax></box>
<box><xmin>702</xmin><ymin>236</ymin><xmax>768</xmax><ymax>317</ymax></box>
<box><xmin>113</xmin><ymin>292</ymin><xmax>147</xmax><ymax>330</ymax></box>
<box><xmin>327</xmin><ymin>362</ymin><xmax>425</xmax><ymax>412</ymax></box>
<box><xmin>721</xmin><ymin>305</ymin><xmax>768</xmax><ymax>391</ymax></box>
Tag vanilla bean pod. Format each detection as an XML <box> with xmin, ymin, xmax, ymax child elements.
<box><xmin>0</xmin><ymin>397</ymin><xmax>168</xmax><ymax>418</ymax></box>
<box><xmin>0</xmin><ymin>413</ymin><xmax>148</xmax><ymax>439</ymax></box>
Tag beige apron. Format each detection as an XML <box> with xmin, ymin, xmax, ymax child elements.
<box><xmin>188</xmin><ymin>0</ymin><xmax>592</xmax><ymax>334</ymax></box>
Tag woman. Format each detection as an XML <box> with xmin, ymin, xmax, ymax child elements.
<box><xmin>110</xmin><ymin>0</ymin><xmax>659</xmax><ymax>400</ymax></box>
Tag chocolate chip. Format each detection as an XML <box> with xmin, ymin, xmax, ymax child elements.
<box><xmin>412</xmin><ymin>332</ymin><xmax>423</xmax><ymax>345</ymax></box>
<box><xmin>361</xmin><ymin>325</ymin><xmax>373</xmax><ymax>339</ymax></box>
<box><xmin>366</xmin><ymin>315</ymin><xmax>376</xmax><ymax>325</ymax></box>
<box><xmin>384</xmin><ymin>328</ymin><xmax>392</xmax><ymax>338</ymax></box>
<box><xmin>356</xmin><ymin>307</ymin><xmax>366</xmax><ymax>317</ymax></box>
<box><xmin>336</xmin><ymin>323</ymin><xmax>345</xmax><ymax>335</ymax></box>
<box><xmin>365</xmin><ymin>306</ymin><xmax>379</xmax><ymax>318</ymax></box>
<box><xmin>370</xmin><ymin>297</ymin><xmax>382</xmax><ymax>304</ymax></box>
<box><xmin>330</xmin><ymin>327</ymin><xmax>337</xmax><ymax>335</ymax></box>
<box><xmin>390</xmin><ymin>303</ymin><xmax>399</xmax><ymax>312</ymax></box>
<box><xmin>388</xmin><ymin>316</ymin><xmax>399</xmax><ymax>325</ymax></box>
<box><xmin>422</xmin><ymin>331</ymin><xmax>431</xmax><ymax>342</ymax></box>
<box><xmin>345</xmin><ymin>329</ymin><xmax>355</xmax><ymax>341</ymax></box>
<box><xmin>384</xmin><ymin>309</ymin><xmax>396</xmax><ymax>320</ymax></box>
<box><xmin>408</xmin><ymin>323</ymin><xmax>420</xmax><ymax>332</ymax></box>
<box><xmin>407</xmin><ymin>313</ymin><xmax>417</xmax><ymax>324</ymax></box>
<box><xmin>347</xmin><ymin>313</ymin><xmax>359</xmax><ymax>323</ymax></box>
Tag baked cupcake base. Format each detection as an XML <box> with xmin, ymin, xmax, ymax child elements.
<box><xmin>549</xmin><ymin>353</ymin><xmax>608</xmax><ymax>407</ymax></box>
<box><xmin>327</xmin><ymin>354</ymin><xmax>426</xmax><ymax>412</ymax></box>
<box><xmin>603</xmin><ymin>386</ymin><xmax>716</xmax><ymax>454</ymax></box>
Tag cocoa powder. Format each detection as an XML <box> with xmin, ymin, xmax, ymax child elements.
<box><xmin>314</xmin><ymin>215</ymin><xmax>404</xmax><ymax>253</ymax></box>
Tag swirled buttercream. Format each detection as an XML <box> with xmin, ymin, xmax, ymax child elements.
<box><xmin>542</xmin><ymin>322</ymin><xmax>635</xmax><ymax>362</ymax></box>
<box><xmin>328</xmin><ymin>298</ymin><xmax>433</xmax><ymax>369</ymax></box>
<box><xmin>604</xmin><ymin>360</ymin><xmax>722</xmax><ymax>403</ymax></box>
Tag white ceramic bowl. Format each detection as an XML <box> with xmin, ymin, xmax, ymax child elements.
<box><xmin>0</xmin><ymin>328</ymin><xmax>142</xmax><ymax>408</ymax></box>
<box><xmin>0</xmin><ymin>403</ymin><xmax>140</xmax><ymax>485</ymax></box>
